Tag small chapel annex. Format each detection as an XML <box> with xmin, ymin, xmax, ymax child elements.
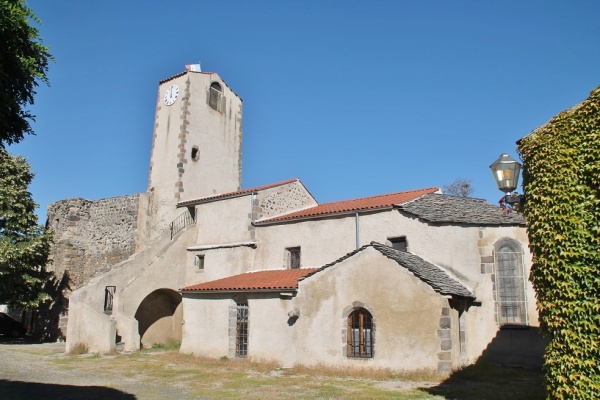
<box><xmin>49</xmin><ymin>69</ymin><xmax>540</xmax><ymax>372</ymax></box>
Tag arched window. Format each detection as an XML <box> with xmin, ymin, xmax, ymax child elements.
<box><xmin>494</xmin><ymin>239</ymin><xmax>527</xmax><ymax>326</ymax></box>
<box><xmin>209</xmin><ymin>82</ymin><xmax>222</xmax><ymax>111</ymax></box>
<box><xmin>347</xmin><ymin>308</ymin><xmax>373</xmax><ymax>358</ymax></box>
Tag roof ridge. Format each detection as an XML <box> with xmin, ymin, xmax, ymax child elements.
<box><xmin>369</xmin><ymin>241</ymin><xmax>474</xmax><ymax>298</ymax></box>
<box><xmin>177</xmin><ymin>178</ymin><xmax>301</xmax><ymax>207</ymax></box>
<box><xmin>317</xmin><ymin>186</ymin><xmax>440</xmax><ymax>206</ymax></box>
<box><xmin>255</xmin><ymin>186</ymin><xmax>440</xmax><ymax>225</ymax></box>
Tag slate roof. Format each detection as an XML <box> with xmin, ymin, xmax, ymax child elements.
<box><xmin>298</xmin><ymin>242</ymin><xmax>474</xmax><ymax>299</ymax></box>
<box><xmin>180</xmin><ymin>268</ymin><xmax>320</xmax><ymax>292</ymax></box>
<box><xmin>370</xmin><ymin>242</ymin><xmax>475</xmax><ymax>298</ymax></box>
<box><xmin>398</xmin><ymin>193</ymin><xmax>525</xmax><ymax>226</ymax></box>
<box><xmin>254</xmin><ymin>187</ymin><xmax>440</xmax><ymax>225</ymax></box>
<box><xmin>177</xmin><ymin>178</ymin><xmax>303</xmax><ymax>208</ymax></box>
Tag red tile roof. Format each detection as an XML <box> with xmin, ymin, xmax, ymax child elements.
<box><xmin>255</xmin><ymin>187</ymin><xmax>440</xmax><ymax>224</ymax></box>
<box><xmin>180</xmin><ymin>268</ymin><xmax>320</xmax><ymax>292</ymax></box>
<box><xmin>177</xmin><ymin>178</ymin><xmax>303</xmax><ymax>208</ymax></box>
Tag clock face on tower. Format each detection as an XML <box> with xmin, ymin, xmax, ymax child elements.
<box><xmin>164</xmin><ymin>84</ymin><xmax>179</xmax><ymax>106</ymax></box>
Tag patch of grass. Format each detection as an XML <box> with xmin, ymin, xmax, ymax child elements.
<box><xmin>286</xmin><ymin>362</ymin><xmax>445</xmax><ymax>382</ymax></box>
<box><xmin>150</xmin><ymin>340</ymin><xmax>181</xmax><ymax>351</ymax></box>
<box><xmin>67</xmin><ymin>342</ymin><xmax>88</xmax><ymax>355</ymax></box>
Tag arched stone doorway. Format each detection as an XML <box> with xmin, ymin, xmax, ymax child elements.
<box><xmin>134</xmin><ymin>289</ymin><xmax>182</xmax><ymax>348</ymax></box>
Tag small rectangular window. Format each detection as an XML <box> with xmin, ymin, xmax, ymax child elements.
<box><xmin>286</xmin><ymin>247</ymin><xmax>301</xmax><ymax>269</ymax></box>
<box><xmin>104</xmin><ymin>286</ymin><xmax>116</xmax><ymax>313</ymax></box>
<box><xmin>389</xmin><ymin>237</ymin><xmax>407</xmax><ymax>252</ymax></box>
<box><xmin>195</xmin><ymin>255</ymin><xmax>205</xmax><ymax>270</ymax></box>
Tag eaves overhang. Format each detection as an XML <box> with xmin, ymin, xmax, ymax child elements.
<box><xmin>180</xmin><ymin>288</ymin><xmax>296</xmax><ymax>294</ymax></box>
<box><xmin>177</xmin><ymin>191</ymin><xmax>253</xmax><ymax>208</ymax></box>
<box><xmin>187</xmin><ymin>241</ymin><xmax>258</xmax><ymax>252</ymax></box>
<box><xmin>176</xmin><ymin>178</ymin><xmax>301</xmax><ymax>208</ymax></box>
<box><xmin>253</xmin><ymin>206</ymin><xmax>394</xmax><ymax>226</ymax></box>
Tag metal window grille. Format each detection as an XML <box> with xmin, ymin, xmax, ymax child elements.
<box><xmin>104</xmin><ymin>286</ymin><xmax>116</xmax><ymax>312</ymax></box>
<box><xmin>347</xmin><ymin>309</ymin><xmax>373</xmax><ymax>358</ymax></box>
<box><xmin>235</xmin><ymin>302</ymin><xmax>249</xmax><ymax>357</ymax></box>
<box><xmin>495</xmin><ymin>248</ymin><xmax>527</xmax><ymax>325</ymax></box>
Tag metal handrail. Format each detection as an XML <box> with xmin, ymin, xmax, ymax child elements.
<box><xmin>170</xmin><ymin>208</ymin><xmax>196</xmax><ymax>239</ymax></box>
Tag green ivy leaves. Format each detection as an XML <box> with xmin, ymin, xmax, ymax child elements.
<box><xmin>519</xmin><ymin>86</ymin><xmax>600</xmax><ymax>399</ymax></box>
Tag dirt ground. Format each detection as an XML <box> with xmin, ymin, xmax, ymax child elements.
<box><xmin>0</xmin><ymin>339</ymin><xmax>545</xmax><ymax>400</ymax></box>
<box><xmin>0</xmin><ymin>341</ymin><xmax>205</xmax><ymax>399</ymax></box>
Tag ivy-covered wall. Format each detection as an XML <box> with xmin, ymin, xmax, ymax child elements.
<box><xmin>518</xmin><ymin>86</ymin><xmax>600</xmax><ymax>399</ymax></box>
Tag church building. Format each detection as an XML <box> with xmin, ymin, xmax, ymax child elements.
<box><xmin>50</xmin><ymin>69</ymin><xmax>539</xmax><ymax>372</ymax></box>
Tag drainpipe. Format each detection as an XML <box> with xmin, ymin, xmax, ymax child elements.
<box><xmin>355</xmin><ymin>212</ymin><xmax>360</xmax><ymax>249</ymax></box>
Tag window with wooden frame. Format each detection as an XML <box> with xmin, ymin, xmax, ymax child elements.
<box><xmin>209</xmin><ymin>82</ymin><xmax>222</xmax><ymax>111</ymax></box>
<box><xmin>286</xmin><ymin>247</ymin><xmax>301</xmax><ymax>269</ymax></box>
<box><xmin>347</xmin><ymin>308</ymin><xmax>373</xmax><ymax>358</ymax></box>
<box><xmin>235</xmin><ymin>301</ymin><xmax>249</xmax><ymax>357</ymax></box>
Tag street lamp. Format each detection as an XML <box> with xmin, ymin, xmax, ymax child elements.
<box><xmin>489</xmin><ymin>153</ymin><xmax>522</xmax><ymax>205</ymax></box>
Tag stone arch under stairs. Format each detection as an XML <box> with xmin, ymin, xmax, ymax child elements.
<box><xmin>134</xmin><ymin>288</ymin><xmax>182</xmax><ymax>348</ymax></box>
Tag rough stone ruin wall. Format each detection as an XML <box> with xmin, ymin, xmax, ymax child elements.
<box><xmin>47</xmin><ymin>194</ymin><xmax>141</xmax><ymax>290</ymax></box>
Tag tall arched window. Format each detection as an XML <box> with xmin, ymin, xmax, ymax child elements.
<box><xmin>209</xmin><ymin>82</ymin><xmax>222</xmax><ymax>111</ymax></box>
<box><xmin>347</xmin><ymin>308</ymin><xmax>373</xmax><ymax>358</ymax></box>
<box><xmin>494</xmin><ymin>239</ymin><xmax>527</xmax><ymax>326</ymax></box>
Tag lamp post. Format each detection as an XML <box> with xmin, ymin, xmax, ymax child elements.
<box><xmin>489</xmin><ymin>153</ymin><xmax>523</xmax><ymax>206</ymax></box>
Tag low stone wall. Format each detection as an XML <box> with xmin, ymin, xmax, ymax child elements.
<box><xmin>47</xmin><ymin>194</ymin><xmax>142</xmax><ymax>290</ymax></box>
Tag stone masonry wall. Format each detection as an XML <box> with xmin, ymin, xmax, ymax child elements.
<box><xmin>47</xmin><ymin>194</ymin><xmax>141</xmax><ymax>290</ymax></box>
<box><xmin>253</xmin><ymin>181</ymin><xmax>316</xmax><ymax>221</ymax></box>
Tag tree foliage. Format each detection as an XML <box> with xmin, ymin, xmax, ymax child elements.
<box><xmin>0</xmin><ymin>0</ymin><xmax>52</xmax><ymax>148</ymax></box>
<box><xmin>0</xmin><ymin>150</ymin><xmax>52</xmax><ymax>308</ymax></box>
<box><xmin>0</xmin><ymin>1</ymin><xmax>52</xmax><ymax>309</ymax></box>
<box><xmin>518</xmin><ymin>86</ymin><xmax>600</xmax><ymax>398</ymax></box>
<box><xmin>443</xmin><ymin>178</ymin><xmax>474</xmax><ymax>198</ymax></box>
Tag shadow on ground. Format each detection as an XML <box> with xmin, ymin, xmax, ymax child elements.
<box><xmin>422</xmin><ymin>327</ymin><xmax>547</xmax><ymax>400</ymax></box>
<box><xmin>0</xmin><ymin>379</ymin><xmax>136</xmax><ymax>400</ymax></box>
<box><xmin>422</xmin><ymin>360</ymin><xmax>545</xmax><ymax>400</ymax></box>
<box><xmin>0</xmin><ymin>336</ymin><xmax>53</xmax><ymax>345</ymax></box>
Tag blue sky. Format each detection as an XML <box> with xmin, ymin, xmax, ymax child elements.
<box><xmin>12</xmin><ymin>1</ymin><xmax>600</xmax><ymax>222</ymax></box>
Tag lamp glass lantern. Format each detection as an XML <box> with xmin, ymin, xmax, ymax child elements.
<box><xmin>489</xmin><ymin>153</ymin><xmax>522</xmax><ymax>194</ymax></box>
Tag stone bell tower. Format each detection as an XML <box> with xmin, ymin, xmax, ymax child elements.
<box><xmin>142</xmin><ymin>70</ymin><xmax>243</xmax><ymax>240</ymax></box>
